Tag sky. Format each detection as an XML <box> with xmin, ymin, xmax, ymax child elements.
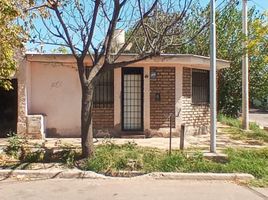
<box><xmin>247</xmin><ymin>0</ymin><xmax>268</xmax><ymax>11</ymax></box>
<box><xmin>202</xmin><ymin>0</ymin><xmax>268</xmax><ymax>11</ymax></box>
<box><xmin>26</xmin><ymin>0</ymin><xmax>268</xmax><ymax>53</ymax></box>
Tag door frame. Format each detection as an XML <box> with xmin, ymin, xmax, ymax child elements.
<box><xmin>121</xmin><ymin>67</ymin><xmax>144</xmax><ymax>131</ymax></box>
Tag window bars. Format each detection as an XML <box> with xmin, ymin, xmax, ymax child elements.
<box><xmin>192</xmin><ymin>69</ymin><xmax>210</xmax><ymax>104</ymax></box>
<box><xmin>93</xmin><ymin>70</ymin><xmax>114</xmax><ymax>108</ymax></box>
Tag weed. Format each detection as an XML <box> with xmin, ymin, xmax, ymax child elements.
<box><xmin>4</xmin><ymin>134</ymin><xmax>27</xmax><ymax>159</ymax></box>
<box><xmin>23</xmin><ymin>149</ymin><xmax>45</xmax><ymax>163</ymax></box>
<box><xmin>218</xmin><ymin>113</ymin><xmax>242</xmax><ymax>128</ymax></box>
<box><xmin>81</xmin><ymin>143</ymin><xmax>268</xmax><ymax>187</ymax></box>
<box><xmin>121</xmin><ymin>141</ymin><xmax>138</xmax><ymax>150</ymax></box>
<box><xmin>59</xmin><ymin>143</ymin><xmax>79</xmax><ymax>168</ymax></box>
<box><xmin>218</xmin><ymin>113</ymin><xmax>268</xmax><ymax>142</ymax></box>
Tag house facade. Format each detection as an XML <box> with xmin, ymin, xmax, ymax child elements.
<box><xmin>15</xmin><ymin>53</ymin><xmax>229</xmax><ymax>139</ymax></box>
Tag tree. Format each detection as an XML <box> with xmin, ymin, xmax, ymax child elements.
<box><xmin>248</xmin><ymin>17</ymin><xmax>268</xmax><ymax>109</ymax></box>
<box><xmin>0</xmin><ymin>0</ymin><xmax>25</xmax><ymax>89</ymax></box>
<box><xmin>132</xmin><ymin>1</ymin><xmax>268</xmax><ymax>116</ymax></box>
<box><xmin>26</xmin><ymin>0</ymin><xmax>205</xmax><ymax>158</ymax></box>
<box><xmin>216</xmin><ymin>4</ymin><xmax>268</xmax><ymax>116</ymax></box>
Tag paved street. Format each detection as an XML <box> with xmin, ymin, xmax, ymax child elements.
<box><xmin>0</xmin><ymin>178</ymin><xmax>267</xmax><ymax>200</ymax></box>
<box><xmin>249</xmin><ymin>110</ymin><xmax>268</xmax><ymax>128</ymax></box>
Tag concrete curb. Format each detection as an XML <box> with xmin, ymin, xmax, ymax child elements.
<box><xmin>0</xmin><ymin>169</ymin><xmax>109</xmax><ymax>180</ymax></box>
<box><xmin>0</xmin><ymin>169</ymin><xmax>254</xmax><ymax>181</ymax></box>
<box><xmin>141</xmin><ymin>172</ymin><xmax>254</xmax><ymax>181</ymax></box>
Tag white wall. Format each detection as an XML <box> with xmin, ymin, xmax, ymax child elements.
<box><xmin>29</xmin><ymin>62</ymin><xmax>81</xmax><ymax>137</ymax></box>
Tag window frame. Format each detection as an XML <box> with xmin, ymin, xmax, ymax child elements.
<box><xmin>93</xmin><ymin>69</ymin><xmax>114</xmax><ymax>108</ymax></box>
<box><xmin>191</xmin><ymin>69</ymin><xmax>210</xmax><ymax>105</ymax></box>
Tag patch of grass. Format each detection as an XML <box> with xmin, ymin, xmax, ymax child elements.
<box><xmin>218</xmin><ymin>113</ymin><xmax>268</xmax><ymax>143</ymax></box>
<box><xmin>83</xmin><ymin>141</ymin><xmax>144</xmax><ymax>174</ymax></box>
<box><xmin>82</xmin><ymin>142</ymin><xmax>268</xmax><ymax>187</ymax></box>
<box><xmin>218</xmin><ymin>113</ymin><xmax>242</xmax><ymax>128</ymax></box>
<box><xmin>1</xmin><ymin>138</ymin><xmax>268</xmax><ymax>187</ymax></box>
<box><xmin>224</xmin><ymin>148</ymin><xmax>268</xmax><ymax>178</ymax></box>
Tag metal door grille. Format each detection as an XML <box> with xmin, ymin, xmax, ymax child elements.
<box><xmin>122</xmin><ymin>68</ymin><xmax>143</xmax><ymax>131</ymax></box>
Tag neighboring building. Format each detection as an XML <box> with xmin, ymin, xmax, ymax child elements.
<box><xmin>8</xmin><ymin>53</ymin><xmax>229</xmax><ymax>139</ymax></box>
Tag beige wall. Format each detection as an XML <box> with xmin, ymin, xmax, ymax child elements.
<box><xmin>29</xmin><ymin>62</ymin><xmax>81</xmax><ymax>137</ymax></box>
<box><xmin>19</xmin><ymin>54</ymin><xmax>230</xmax><ymax>138</ymax></box>
<box><xmin>175</xmin><ymin>66</ymin><xmax>183</xmax><ymax>131</ymax></box>
<box><xmin>114</xmin><ymin>68</ymin><xmax>121</xmax><ymax>130</ymax></box>
<box><xmin>143</xmin><ymin>66</ymin><xmax>150</xmax><ymax>131</ymax></box>
<box><xmin>22</xmin><ymin>60</ymin><xmax>202</xmax><ymax>138</ymax></box>
<box><xmin>26</xmin><ymin>62</ymin><xmax>184</xmax><ymax>137</ymax></box>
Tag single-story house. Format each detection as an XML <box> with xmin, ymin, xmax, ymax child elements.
<box><xmin>0</xmin><ymin>53</ymin><xmax>230</xmax><ymax>139</ymax></box>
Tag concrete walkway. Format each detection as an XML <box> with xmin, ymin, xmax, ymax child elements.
<box><xmin>0</xmin><ymin>123</ymin><xmax>266</xmax><ymax>152</ymax></box>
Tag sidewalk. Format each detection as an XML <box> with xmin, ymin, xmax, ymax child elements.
<box><xmin>0</xmin><ymin>123</ymin><xmax>266</xmax><ymax>152</ymax></box>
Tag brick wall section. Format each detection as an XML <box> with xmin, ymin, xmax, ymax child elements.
<box><xmin>92</xmin><ymin>106</ymin><xmax>114</xmax><ymax>129</ymax></box>
<box><xmin>182</xmin><ymin>67</ymin><xmax>210</xmax><ymax>134</ymax></box>
<box><xmin>150</xmin><ymin>67</ymin><xmax>175</xmax><ymax>129</ymax></box>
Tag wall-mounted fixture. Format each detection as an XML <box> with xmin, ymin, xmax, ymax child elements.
<box><xmin>155</xmin><ymin>92</ymin><xmax>161</xmax><ymax>101</ymax></box>
<box><xmin>150</xmin><ymin>70</ymin><xmax>157</xmax><ymax>79</ymax></box>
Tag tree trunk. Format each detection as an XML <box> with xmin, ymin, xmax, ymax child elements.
<box><xmin>81</xmin><ymin>83</ymin><xmax>94</xmax><ymax>158</ymax></box>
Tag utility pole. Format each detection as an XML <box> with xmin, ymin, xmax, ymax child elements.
<box><xmin>210</xmin><ymin>0</ymin><xmax>217</xmax><ymax>153</ymax></box>
<box><xmin>242</xmin><ymin>0</ymin><xmax>249</xmax><ymax>130</ymax></box>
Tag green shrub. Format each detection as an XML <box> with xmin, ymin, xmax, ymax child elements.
<box><xmin>23</xmin><ymin>149</ymin><xmax>45</xmax><ymax>163</ymax></box>
<box><xmin>58</xmin><ymin>143</ymin><xmax>79</xmax><ymax>168</ymax></box>
<box><xmin>60</xmin><ymin>149</ymin><xmax>77</xmax><ymax>168</ymax></box>
<box><xmin>4</xmin><ymin>134</ymin><xmax>27</xmax><ymax>159</ymax></box>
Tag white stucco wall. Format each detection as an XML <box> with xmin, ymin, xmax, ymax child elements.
<box><xmin>29</xmin><ymin>62</ymin><xmax>81</xmax><ymax>137</ymax></box>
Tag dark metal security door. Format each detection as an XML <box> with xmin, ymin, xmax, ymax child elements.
<box><xmin>122</xmin><ymin>68</ymin><xmax>143</xmax><ymax>131</ymax></box>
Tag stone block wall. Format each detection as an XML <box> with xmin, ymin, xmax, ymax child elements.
<box><xmin>17</xmin><ymin>61</ymin><xmax>28</xmax><ymax>136</ymax></box>
<box><xmin>27</xmin><ymin>115</ymin><xmax>45</xmax><ymax>139</ymax></box>
<box><xmin>182</xmin><ymin>67</ymin><xmax>210</xmax><ymax>135</ymax></box>
<box><xmin>150</xmin><ymin>67</ymin><xmax>175</xmax><ymax>130</ymax></box>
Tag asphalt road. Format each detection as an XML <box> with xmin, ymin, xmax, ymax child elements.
<box><xmin>249</xmin><ymin>110</ymin><xmax>268</xmax><ymax>128</ymax></box>
<box><xmin>0</xmin><ymin>178</ymin><xmax>267</xmax><ymax>200</ymax></box>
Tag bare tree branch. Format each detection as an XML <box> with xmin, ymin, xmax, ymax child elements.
<box><xmin>81</xmin><ymin>0</ymin><xmax>100</xmax><ymax>59</ymax></box>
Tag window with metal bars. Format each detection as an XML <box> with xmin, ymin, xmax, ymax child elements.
<box><xmin>192</xmin><ymin>69</ymin><xmax>209</xmax><ymax>104</ymax></box>
<box><xmin>93</xmin><ymin>70</ymin><xmax>114</xmax><ymax>108</ymax></box>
